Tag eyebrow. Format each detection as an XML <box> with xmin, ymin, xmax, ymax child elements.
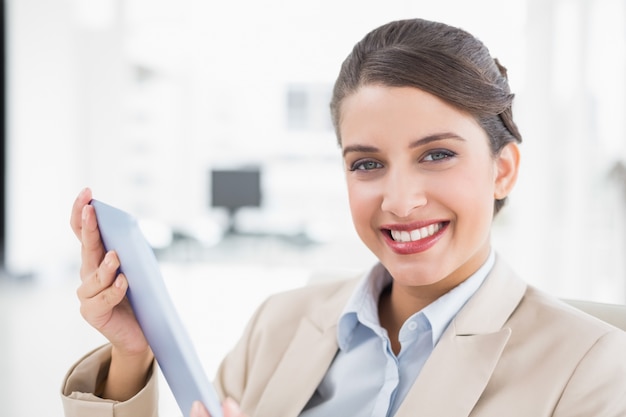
<box><xmin>342</xmin><ymin>132</ymin><xmax>466</xmax><ymax>157</ymax></box>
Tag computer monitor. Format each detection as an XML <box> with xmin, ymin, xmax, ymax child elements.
<box><xmin>210</xmin><ymin>168</ymin><xmax>261</xmax><ymax>233</ymax></box>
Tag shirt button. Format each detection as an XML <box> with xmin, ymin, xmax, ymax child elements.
<box><xmin>407</xmin><ymin>321</ymin><xmax>418</xmax><ymax>331</ymax></box>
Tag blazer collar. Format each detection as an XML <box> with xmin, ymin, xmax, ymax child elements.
<box><xmin>253</xmin><ymin>277</ymin><xmax>360</xmax><ymax>417</ymax></box>
<box><xmin>453</xmin><ymin>254</ymin><xmax>527</xmax><ymax>335</ymax></box>
<box><xmin>254</xmin><ymin>256</ymin><xmax>526</xmax><ymax>417</ymax></box>
<box><xmin>395</xmin><ymin>255</ymin><xmax>527</xmax><ymax>417</ymax></box>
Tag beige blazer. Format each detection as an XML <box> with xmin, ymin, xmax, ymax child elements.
<box><xmin>62</xmin><ymin>256</ymin><xmax>626</xmax><ymax>417</ymax></box>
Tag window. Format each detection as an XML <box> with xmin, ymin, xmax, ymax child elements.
<box><xmin>286</xmin><ymin>84</ymin><xmax>333</xmax><ymax>131</ymax></box>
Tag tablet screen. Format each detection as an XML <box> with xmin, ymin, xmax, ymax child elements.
<box><xmin>91</xmin><ymin>199</ymin><xmax>223</xmax><ymax>417</ymax></box>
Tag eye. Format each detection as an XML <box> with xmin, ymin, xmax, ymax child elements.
<box><xmin>349</xmin><ymin>159</ymin><xmax>383</xmax><ymax>171</ymax></box>
<box><xmin>422</xmin><ymin>149</ymin><xmax>456</xmax><ymax>162</ymax></box>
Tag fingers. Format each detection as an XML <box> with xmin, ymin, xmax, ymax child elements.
<box><xmin>70</xmin><ymin>187</ymin><xmax>107</xmax><ymax>278</ymax></box>
<box><xmin>78</xmin><ymin>251</ymin><xmax>121</xmax><ymax>299</ymax></box>
<box><xmin>223</xmin><ymin>398</ymin><xmax>244</xmax><ymax>417</ymax></box>
<box><xmin>70</xmin><ymin>187</ymin><xmax>92</xmax><ymax>240</ymax></box>
<box><xmin>78</xmin><ymin>272</ymin><xmax>128</xmax><ymax>329</ymax></box>
<box><xmin>80</xmin><ymin>202</ymin><xmax>106</xmax><ymax>278</ymax></box>
<box><xmin>190</xmin><ymin>399</ymin><xmax>244</xmax><ymax>417</ymax></box>
<box><xmin>191</xmin><ymin>401</ymin><xmax>211</xmax><ymax>417</ymax></box>
<box><xmin>77</xmin><ymin>251</ymin><xmax>128</xmax><ymax>326</ymax></box>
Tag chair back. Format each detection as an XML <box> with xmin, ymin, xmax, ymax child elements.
<box><xmin>564</xmin><ymin>299</ymin><xmax>626</xmax><ymax>331</ymax></box>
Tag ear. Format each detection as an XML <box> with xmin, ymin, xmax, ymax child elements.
<box><xmin>494</xmin><ymin>142</ymin><xmax>520</xmax><ymax>200</ymax></box>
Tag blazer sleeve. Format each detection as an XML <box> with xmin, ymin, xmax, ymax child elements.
<box><xmin>60</xmin><ymin>344</ymin><xmax>159</xmax><ymax>417</ymax></box>
<box><xmin>553</xmin><ymin>329</ymin><xmax>626</xmax><ymax>417</ymax></box>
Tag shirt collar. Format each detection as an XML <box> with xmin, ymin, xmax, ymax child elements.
<box><xmin>337</xmin><ymin>250</ymin><xmax>495</xmax><ymax>350</ymax></box>
<box><xmin>422</xmin><ymin>250</ymin><xmax>495</xmax><ymax>345</ymax></box>
<box><xmin>337</xmin><ymin>263</ymin><xmax>391</xmax><ymax>349</ymax></box>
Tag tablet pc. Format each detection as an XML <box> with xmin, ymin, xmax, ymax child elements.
<box><xmin>90</xmin><ymin>199</ymin><xmax>223</xmax><ymax>417</ymax></box>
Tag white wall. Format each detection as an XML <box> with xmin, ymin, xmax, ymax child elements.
<box><xmin>6</xmin><ymin>0</ymin><xmax>82</xmax><ymax>280</ymax></box>
<box><xmin>5</xmin><ymin>0</ymin><xmax>626</xmax><ymax>301</ymax></box>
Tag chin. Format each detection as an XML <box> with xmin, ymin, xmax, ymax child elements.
<box><xmin>382</xmin><ymin>258</ymin><xmax>447</xmax><ymax>287</ymax></box>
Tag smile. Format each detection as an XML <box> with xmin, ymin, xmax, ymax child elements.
<box><xmin>389</xmin><ymin>222</ymin><xmax>444</xmax><ymax>242</ymax></box>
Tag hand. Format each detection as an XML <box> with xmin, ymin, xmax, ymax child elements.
<box><xmin>191</xmin><ymin>399</ymin><xmax>247</xmax><ymax>417</ymax></box>
<box><xmin>70</xmin><ymin>188</ymin><xmax>153</xmax><ymax>400</ymax></box>
<box><xmin>70</xmin><ymin>187</ymin><xmax>149</xmax><ymax>355</ymax></box>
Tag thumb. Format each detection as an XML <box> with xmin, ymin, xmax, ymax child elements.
<box><xmin>223</xmin><ymin>397</ymin><xmax>244</xmax><ymax>417</ymax></box>
<box><xmin>190</xmin><ymin>401</ymin><xmax>210</xmax><ymax>417</ymax></box>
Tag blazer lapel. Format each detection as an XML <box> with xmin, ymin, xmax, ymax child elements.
<box><xmin>253</xmin><ymin>319</ymin><xmax>338</xmax><ymax>417</ymax></box>
<box><xmin>253</xmin><ymin>279</ymin><xmax>359</xmax><ymax>417</ymax></box>
<box><xmin>395</xmin><ymin>328</ymin><xmax>512</xmax><ymax>417</ymax></box>
<box><xmin>396</xmin><ymin>256</ymin><xmax>527</xmax><ymax>417</ymax></box>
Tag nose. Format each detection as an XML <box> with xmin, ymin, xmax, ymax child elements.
<box><xmin>380</xmin><ymin>171</ymin><xmax>428</xmax><ymax>218</ymax></box>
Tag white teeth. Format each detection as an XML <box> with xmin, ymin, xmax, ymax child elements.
<box><xmin>390</xmin><ymin>223</ymin><xmax>442</xmax><ymax>243</ymax></box>
<box><xmin>410</xmin><ymin>229</ymin><xmax>421</xmax><ymax>240</ymax></box>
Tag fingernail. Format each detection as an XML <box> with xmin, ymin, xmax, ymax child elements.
<box><xmin>82</xmin><ymin>205</ymin><xmax>88</xmax><ymax>221</ymax></box>
<box><xmin>224</xmin><ymin>398</ymin><xmax>241</xmax><ymax>414</ymax></box>
<box><xmin>191</xmin><ymin>401</ymin><xmax>202</xmax><ymax>415</ymax></box>
<box><xmin>114</xmin><ymin>275</ymin><xmax>123</xmax><ymax>288</ymax></box>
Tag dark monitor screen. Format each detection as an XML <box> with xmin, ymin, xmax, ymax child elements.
<box><xmin>210</xmin><ymin>168</ymin><xmax>261</xmax><ymax>211</ymax></box>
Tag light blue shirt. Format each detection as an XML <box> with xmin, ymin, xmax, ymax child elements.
<box><xmin>300</xmin><ymin>251</ymin><xmax>495</xmax><ymax>417</ymax></box>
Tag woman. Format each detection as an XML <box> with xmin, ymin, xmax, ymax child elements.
<box><xmin>63</xmin><ymin>18</ymin><xmax>626</xmax><ymax>417</ymax></box>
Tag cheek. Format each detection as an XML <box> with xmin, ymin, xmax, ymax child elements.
<box><xmin>442</xmin><ymin>167</ymin><xmax>496</xmax><ymax>222</ymax></box>
<box><xmin>346</xmin><ymin>180</ymin><xmax>380</xmax><ymax>226</ymax></box>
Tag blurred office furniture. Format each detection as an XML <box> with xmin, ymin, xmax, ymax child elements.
<box><xmin>210</xmin><ymin>167</ymin><xmax>262</xmax><ymax>234</ymax></box>
<box><xmin>564</xmin><ymin>299</ymin><xmax>626</xmax><ymax>332</ymax></box>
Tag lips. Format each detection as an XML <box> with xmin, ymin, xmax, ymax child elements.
<box><xmin>382</xmin><ymin>221</ymin><xmax>449</xmax><ymax>255</ymax></box>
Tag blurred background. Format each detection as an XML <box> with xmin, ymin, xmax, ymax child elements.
<box><xmin>1</xmin><ymin>0</ymin><xmax>625</xmax><ymax>416</ymax></box>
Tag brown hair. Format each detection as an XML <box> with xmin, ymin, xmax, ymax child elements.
<box><xmin>330</xmin><ymin>18</ymin><xmax>522</xmax><ymax>214</ymax></box>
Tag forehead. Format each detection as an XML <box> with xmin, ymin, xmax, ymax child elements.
<box><xmin>339</xmin><ymin>85</ymin><xmax>487</xmax><ymax>147</ymax></box>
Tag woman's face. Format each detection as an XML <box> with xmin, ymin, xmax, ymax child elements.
<box><xmin>340</xmin><ymin>85</ymin><xmax>518</xmax><ymax>293</ymax></box>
